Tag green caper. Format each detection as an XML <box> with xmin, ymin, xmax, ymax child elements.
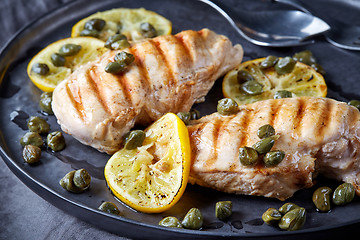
<box><xmin>177</xmin><ymin>112</ymin><xmax>191</xmax><ymax>125</ymax></box>
<box><xmin>84</xmin><ymin>18</ymin><xmax>106</xmax><ymax>31</ymax></box>
<box><xmin>59</xmin><ymin>170</ymin><xmax>83</xmax><ymax>193</ymax></box>
<box><xmin>252</xmin><ymin>135</ymin><xmax>278</xmax><ymax>155</ymax></box>
<box><xmin>181</xmin><ymin>208</ymin><xmax>203</xmax><ymax>230</ymax></box>
<box><xmin>241</xmin><ymin>80</ymin><xmax>263</xmax><ymax>95</ymax></box>
<box><xmin>123</xmin><ymin>130</ymin><xmax>145</xmax><ymax>150</ymax></box>
<box><xmin>257</xmin><ymin>124</ymin><xmax>275</xmax><ymax>139</ymax></box>
<box><xmin>50</xmin><ymin>53</ymin><xmax>66</xmax><ymax>67</ymax></box>
<box><xmin>237</xmin><ymin>70</ymin><xmax>254</xmax><ymax>84</ymax></box>
<box><xmin>104</xmin><ymin>34</ymin><xmax>127</xmax><ymax>49</ymax></box>
<box><xmin>27</xmin><ymin>116</ymin><xmax>50</xmax><ymax>134</ymax></box>
<box><xmin>73</xmin><ymin>168</ymin><xmax>91</xmax><ymax>189</ymax></box>
<box><xmin>47</xmin><ymin>131</ymin><xmax>66</xmax><ymax>151</ymax></box>
<box><xmin>312</xmin><ymin>186</ymin><xmax>333</xmax><ymax>212</ymax></box>
<box><xmin>260</xmin><ymin>56</ymin><xmax>278</xmax><ymax>69</ymax></box>
<box><xmin>111</xmin><ymin>40</ymin><xmax>131</xmax><ymax>50</ymax></box>
<box><xmin>105</xmin><ymin>61</ymin><xmax>126</xmax><ymax>74</ymax></box>
<box><xmin>278</xmin><ymin>207</ymin><xmax>306</xmax><ymax>231</ymax></box>
<box><xmin>22</xmin><ymin>145</ymin><xmax>41</xmax><ymax>164</ymax></box>
<box><xmin>239</xmin><ymin>147</ymin><xmax>259</xmax><ymax>166</ymax></box>
<box><xmin>263</xmin><ymin>150</ymin><xmax>285</xmax><ymax>167</ymax></box>
<box><xmin>159</xmin><ymin>216</ymin><xmax>183</xmax><ymax>228</ymax></box>
<box><xmin>348</xmin><ymin>100</ymin><xmax>360</xmax><ymax>110</ymax></box>
<box><xmin>114</xmin><ymin>51</ymin><xmax>135</xmax><ymax>65</ymax></box>
<box><xmin>275</xmin><ymin>57</ymin><xmax>296</xmax><ymax>75</ymax></box>
<box><xmin>80</xmin><ymin>29</ymin><xmax>99</xmax><ymax>38</ymax></box>
<box><xmin>311</xmin><ymin>63</ymin><xmax>325</xmax><ymax>75</ymax></box>
<box><xmin>217</xmin><ymin>98</ymin><xmax>239</xmax><ymax>115</ymax></box>
<box><xmin>39</xmin><ymin>92</ymin><xmax>53</xmax><ymax>115</ymax></box>
<box><xmin>98</xmin><ymin>201</ymin><xmax>121</xmax><ymax>215</ymax></box>
<box><xmin>31</xmin><ymin>63</ymin><xmax>49</xmax><ymax>75</ymax></box>
<box><xmin>332</xmin><ymin>182</ymin><xmax>355</xmax><ymax>206</ymax></box>
<box><xmin>190</xmin><ymin>109</ymin><xmax>200</xmax><ymax>120</ymax></box>
<box><xmin>59</xmin><ymin>44</ymin><xmax>82</xmax><ymax>56</ymax></box>
<box><xmin>279</xmin><ymin>202</ymin><xmax>300</xmax><ymax>215</ymax></box>
<box><xmin>140</xmin><ymin>22</ymin><xmax>157</xmax><ymax>38</ymax></box>
<box><xmin>274</xmin><ymin>90</ymin><xmax>293</xmax><ymax>99</ymax></box>
<box><xmin>20</xmin><ymin>132</ymin><xmax>43</xmax><ymax>147</ymax></box>
<box><xmin>215</xmin><ymin>201</ymin><xmax>232</xmax><ymax>220</ymax></box>
<box><xmin>293</xmin><ymin>50</ymin><xmax>316</xmax><ymax>66</ymax></box>
<box><xmin>262</xmin><ymin>208</ymin><xmax>282</xmax><ymax>225</ymax></box>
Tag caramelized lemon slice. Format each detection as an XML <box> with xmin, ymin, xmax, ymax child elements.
<box><xmin>104</xmin><ymin>113</ymin><xmax>191</xmax><ymax>213</ymax></box>
<box><xmin>222</xmin><ymin>58</ymin><xmax>327</xmax><ymax>105</ymax></box>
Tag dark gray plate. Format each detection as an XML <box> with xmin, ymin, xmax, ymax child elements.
<box><xmin>1</xmin><ymin>0</ymin><xmax>360</xmax><ymax>239</ymax></box>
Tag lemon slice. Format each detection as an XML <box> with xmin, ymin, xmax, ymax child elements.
<box><xmin>222</xmin><ymin>57</ymin><xmax>327</xmax><ymax>105</ymax></box>
<box><xmin>71</xmin><ymin>8</ymin><xmax>172</xmax><ymax>41</ymax></box>
<box><xmin>104</xmin><ymin>113</ymin><xmax>191</xmax><ymax>213</ymax></box>
<box><xmin>27</xmin><ymin>37</ymin><xmax>108</xmax><ymax>92</ymax></box>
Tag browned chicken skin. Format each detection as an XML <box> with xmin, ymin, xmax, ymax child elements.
<box><xmin>187</xmin><ymin>97</ymin><xmax>360</xmax><ymax>200</ymax></box>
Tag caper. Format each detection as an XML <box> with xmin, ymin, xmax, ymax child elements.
<box><xmin>275</xmin><ymin>57</ymin><xmax>296</xmax><ymax>75</ymax></box>
<box><xmin>260</xmin><ymin>56</ymin><xmax>278</xmax><ymax>69</ymax></box>
<box><xmin>239</xmin><ymin>147</ymin><xmax>259</xmax><ymax>166</ymax></box>
<box><xmin>237</xmin><ymin>70</ymin><xmax>254</xmax><ymax>84</ymax></box>
<box><xmin>332</xmin><ymin>182</ymin><xmax>355</xmax><ymax>206</ymax></box>
<box><xmin>114</xmin><ymin>51</ymin><xmax>135</xmax><ymax>65</ymax></box>
<box><xmin>123</xmin><ymin>130</ymin><xmax>145</xmax><ymax>150</ymax></box>
<box><xmin>274</xmin><ymin>90</ymin><xmax>293</xmax><ymax>99</ymax></box>
<box><xmin>263</xmin><ymin>150</ymin><xmax>285</xmax><ymax>167</ymax></box>
<box><xmin>111</xmin><ymin>40</ymin><xmax>131</xmax><ymax>50</ymax></box>
<box><xmin>181</xmin><ymin>208</ymin><xmax>203</xmax><ymax>230</ymax></box>
<box><xmin>50</xmin><ymin>53</ymin><xmax>66</xmax><ymax>67</ymax></box>
<box><xmin>262</xmin><ymin>208</ymin><xmax>282</xmax><ymax>225</ymax></box>
<box><xmin>241</xmin><ymin>80</ymin><xmax>263</xmax><ymax>95</ymax></box>
<box><xmin>59</xmin><ymin>170</ymin><xmax>83</xmax><ymax>193</ymax></box>
<box><xmin>217</xmin><ymin>98</ymin><xmax>239</xmax><ymax>115</ymax></box>
<box><xmin>84</xmin><ymin>18</ymin><xmax>106</xmax><ymax>31</ymax></box>
<box><xmin>47</xmin><ymin>131</ymin><xmax>66</xmax><ymax>151</ymax></box>
<box><xmin>252</xmin><ymin>135</ymin><xmax>278</xmax><ymax>155</ymax></box>
<box><xmin>59</xmin><ymin>44</ymin><xmax>82</xmax><ymax>57</ymax></box>
<box><xmin>27</xmin><ymin>116</ymin><xmax>50</xmax><ymax>134</ymax></box>
<box><xmin>310</xmin><ymin>63</ymin><xmax>326</xmax><ymax>75</ymax></box>
<box><xmin>348</xmin><ymin>100</ymin><xmax>360</xmax><ymax>110</ymax></box>
<box><xmin>278</xmin><ymin>207</ymin><xmax>306</xmax><ymax>231</ymax></box>
<box><xmin>312</xmin><ymin>186</ymin><xmax>333</xmax><ymax>212</ymax></box>
<box><xmin>257</xmin><ymin>124</ymin><xmax>275</xmax><ymax>139</ymax></box>
<box><xmin>177</xmin><ymin>112</ymin><xmax>191</xmax><ymax>125</ymax></box>
<box><xmin>279</xmin><ymin>202</ymin><xmax>300</xmax><ymax>215</ymax></box>
<box><xmin>105</xmin><ymin>34</ymin><xmax>127</xmax><ymax>49</ymax></box>
<box><xmin>80</xmin><ymin>29</ymin><xmax>99</xmax><ymax>38</ymax></box>
<box><xmin>22</xmin><ymin>145</ymin><xmax>41</xmax><ymax>164</ymax></box>
<box><xmin>105</xmin><ymin>61</ymin><xmax>126</xmax><ymax>74</ymax></box>
<box><xmin>215</xmin><ymin>201</ymin><xmax>232</xmax><ymax>220</ymax></box>
<box><xmin>140</xmin><ymin>22</ymin><xmax>157</xmax><ymax>38</ymax></box>
<box><xmin>39</xmin><ymin>92</ymin><xmax>53</xmax><ymax>115</ymax></box>
<box><xmin>98</xmin><ymin>201</ymin><xmax>120</xmax><ymax>215</ymax></box>
<box><xmin>159</xmin><ymin>216</ymin><xmax>183</xmax><ymax>228</ymax></box>
<box><xmin>31</xmin><ymin>63</ymin><xmax>49</xmax><ymax>75</ymax></box>
<box><xmin>73</xmin><ymin>168</ymin><xmax>91</xmax><ymax>189</ymax></box>
<box><xmin>293</xmin><ymin>50</ymin><xmax>316</xmax><ymax>66</ymax></box>
<box><xmin>20</xmin><ymin>132</ymin><xmax>43</xmax><ymax>147</ymax></box>
<box><xmin>190</xmin><ymin>109</ymin><xmax>200</xmax><ymax>120</ymax></box>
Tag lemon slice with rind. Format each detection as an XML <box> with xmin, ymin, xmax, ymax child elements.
<box><xmin>222</xmin><ymin>57</ymin><xmax>327</xmax><ymax>105</ymax></box>
<box><xmin>71</xmin><ymin>8</ymin><xmax>172</xmax><ymax>41</ymax></box>
<box><xmin>104</xmin><ymin>113</ymin><xmax>191</xmax><ymax>213</ymax></box>
<box><xmin>27</xmin><ymin>37</ymin><xmax>107</xmax><ymax>92</ymax></box>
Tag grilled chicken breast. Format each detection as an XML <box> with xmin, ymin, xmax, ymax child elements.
<box><xmin>187</xmin><ymin>97</ymin><xmax>360</xmax><ymax>200</ymax></box>
<box><xmin>52</xmin><ymin>29</ymin><xmax>243</xmax><ymax>154</ymax></box>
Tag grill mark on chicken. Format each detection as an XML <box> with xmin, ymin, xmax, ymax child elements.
<box><xmin>65</xmin><ymin>83</ymin><xmax>85</xmax><ymax>121</ymax></box>
<box><xmin>173</xmin><ymin>34</ymin><xmax>194</xmax><ymax>63</ymax></box>
<box><xmin>115</xmin><ymin>73</ymin><xmax>133</xmax><ymax>106</ymax></box>
<box><xmin>238</xmin><ymin>109</ymin><xmax>253</xmax><ymax>147</ymax></box>
<box><xmin>268</xmin><ymin>100</ymin><xmax>283</xmax><ymax>127</ymax></box>
<box><xmin>292</xmin><ymin>97</ymin><xmax>306</xmax><ymax>133</ymax></box>
<box><xmin>316</xmin><ymin>98</ymin><xmax>332</xmax><ymax>138</ymax></box>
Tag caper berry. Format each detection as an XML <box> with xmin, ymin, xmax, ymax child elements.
<box><xmin>140</xmin><ymin>22</ymin><xmax>157</xmax><ymax>38</ymax></box>
<box><xmin>274</xmin><ymin>90</ymin><xmax>293</xmax><ymax>99</ymax></box>
<box><xmin>59</xmin><ymin>170</ymin><xmax>83</xmax><ymax>193</ymax></box>
<box><xmin>217</xmin><ymin>98</ymin><xmax>239</xmax><ymax>115</ymax></box>
<box><xmin>275</xmin><ymin>57</ymin><xmax>296</xmax><ymax>75</ymax></box>
<box><xmin>181</xmin><ymin>208</ymin><xmax>203</xmax><ymax>230</ymax></box>
<box><xmin>47</xmin><ymin>131</ymin><xmax>66</xmax><ymax>151</ymax></box>
<box><xmin>262</xmin><ymin>208</ymin><xmax>282</xmax><ymax>225</ymax></box>
<box><xmin>312</xmin><ymin>186</ymin><xmax>333</xmax><ymax>212</ymax></box>
<box><xmin>111</xmin><ymin>40</ymin><xmax>130</xmax><ymax>50</ymax></box>
<box><xmin>257</xmin><ymin>124</ymin><xmax>275</xmax><ymax>139</ymax></box>
<box><xmin>241</xmin><ymin>80</ymin><xmax>263</xmax><ymax>95</ymax></box>
<box><xmin>123</xmin><ymin>130</ymin><xmax>145</xmax><ymax>150</ymax></box>
<box><xmin>260</xmin><ymin>56</ymin><xmax>278</xmax><ymax>69</ymax></box>
<box><xmin>263</xmin><ymin>150</ymin><xmax>285</xmax><ymax>167</ymax></box>
<box><xmin>237</xmin><ymin>70</ymin><xmax>254</xmax><ymax>84</ymax></box>
<box><xmin>105</xmin><ymin>34</ymin><xmax>127</xmax><ymax>49</ymax></box>
<box><xmin>27</xmin><ymin>116</ymin><xmax>50</xmax><ymax>134</ymax></box>
<box><xmin>98</xmin><ymin>201</ymin><xmax>120</xmax><ymax>215</ymax></box>
<box><xmin>59</xmin><ymin>44</ymin><xmax>82</xmax><ymax>56</ymax></box>
<box><xmin>215</xmin><ymin>201</ymin><xmax>232</xmax><ymax>220</ymax></box>
<box><xmin>293</xmin><ymin>50</ymin><xmax>316</xmax><ymax>66</ymax></box>
<box><xmin>32</xmin><ymin>63</ymin><xmax>49</xmax><ymax>75</ymax></box>
<box><xmin>252</xmin><ymin>135</ymin><xmax>278</xmax><ymax>155</ymax></box>
<box><xmin>105</xmin><ymin>61</ymin><xmax>126</xmax><ymax>74</ymax></box>
<box><xmin>39</xmin><ymin>92</ymin><xmax>53</xmax><ymax>115</ymax></box>
<box><xmin>279</xmin><ymin>202</ymin><xmax>300</xmax><ymax>215</ymax></box>
<box><xmin>348</xmin><ymin>100</ymin><xmax>360</xmax><ymax>110</ymax></box>
<box><xmin>84</xmin><ymin>18</ymin><xmax>106</xmax><ymax>31</ymax></box>
<box><xmin>239</xmin><ymin>147</ymin><xmax>259</xmax><ymax>166</ymax></box>
<box><xmin>177</xmin><ymin>112</ymin><xmax>191</xmax><ymax>125</ymax></box>
<box><xmin>51</xmin><ymin>53</ymin><xmax>66</xmax><ymax>67</ymax></box>
<box><xmin>114</xmin><ymin>51</ymin><xmax>135</xmax><ymax>65</ymax></box>
<box><xmin>159</xmin><ymin>216</ymin><xmax>183</xmax><ymax>228</ymax></box>
<box><xmin>73</xmin><ymin>168</ymin><xmax>91</xmax><ymax>189</ymax></box>
<box><xmin>22</xmin><ymin>145</ymin><xmax>41</xmax><ymax>164</ymax></box>
<box><xmin>20</xmin><ymin>132</ymin><xmax>43</xmax><ymax>147</ymax></box>
<box><xmin>278</xmin><ymin>207</ymin><xmax>306</xmax><ymax>231</ymax></box>
<box><xmin>332</xmin><ymin>183</ymin><xmax>355</xmax><ymax>206</ymax></box>
<box><xmin>80</xmin><ymin>29</ymin><xmax>99</xmax><ymax>38</ymax></box>
<box><xmin>190</xmin><ymin>109</ymin><xmax>200</xmax><ymax>120</ymax></box>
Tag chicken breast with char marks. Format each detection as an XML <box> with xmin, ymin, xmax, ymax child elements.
<box><xmin>188</xmin><ymin>97</ymin><xmax>360</xmax><ymax>200</ymax></box>
<box><xmin>52</xmin><ymin>28</ymin><xmax>243</xmax><ymax>154</ymax></box>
